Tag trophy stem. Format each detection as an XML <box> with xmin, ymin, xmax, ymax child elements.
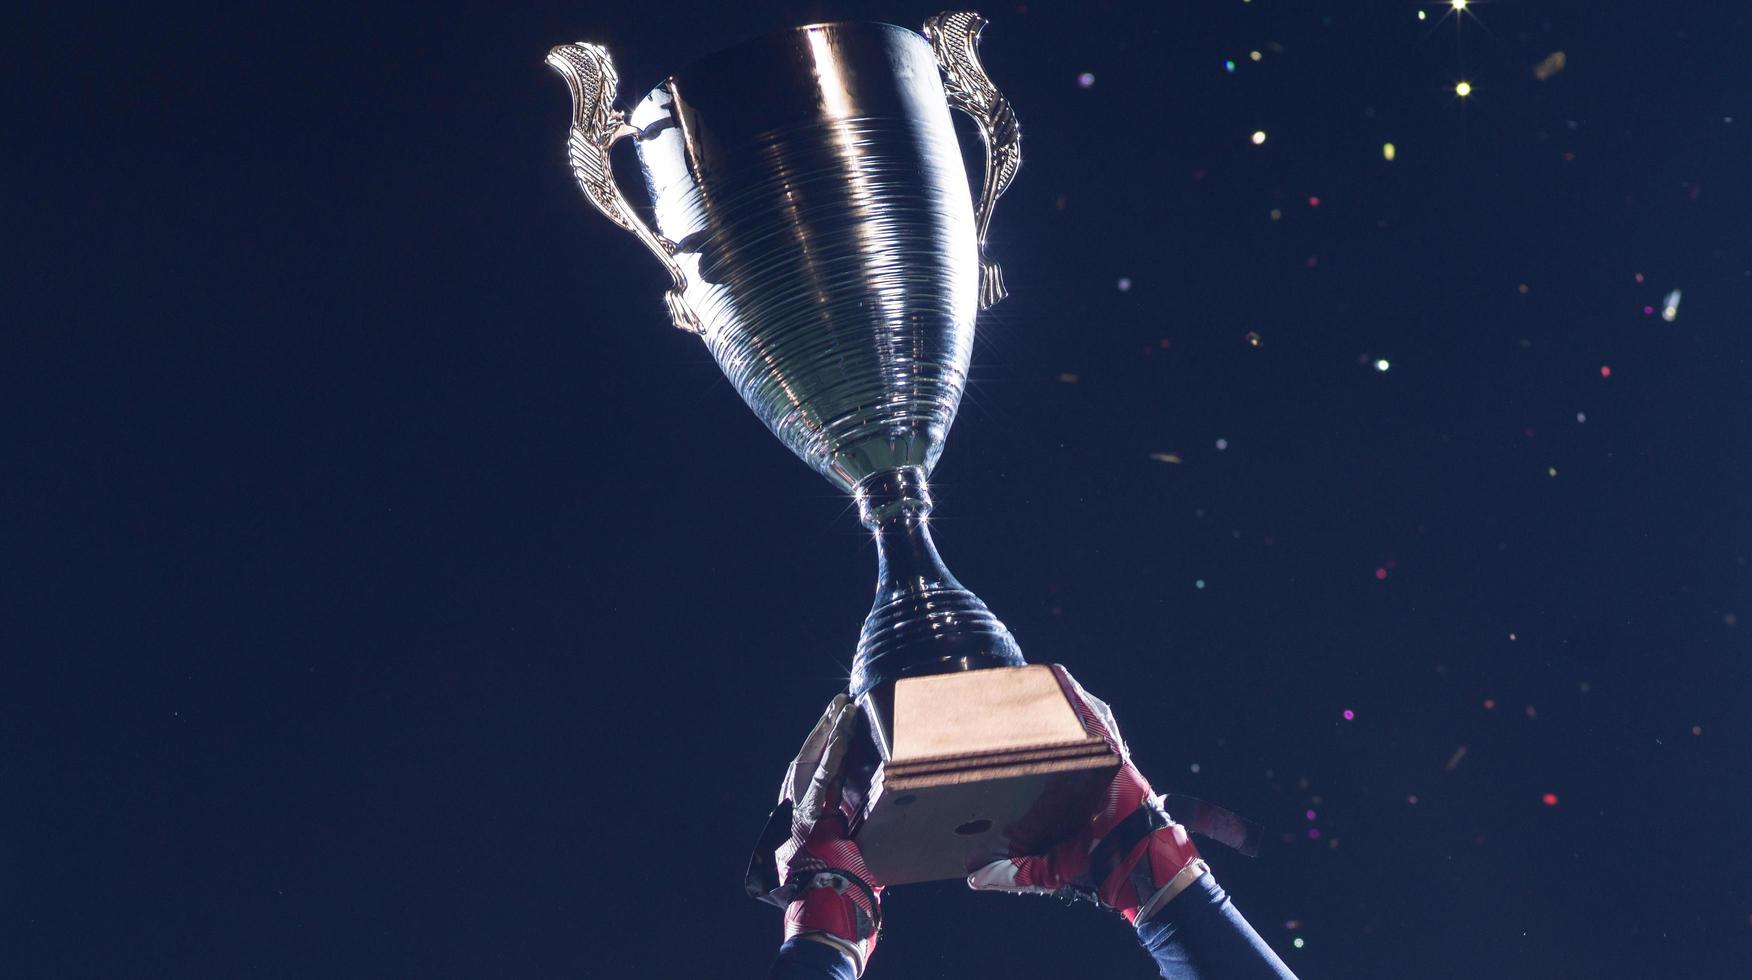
<box><xmin>849</xmin><ymin>468</ymin><xmax>1026</xmax><ymax>700</ymax></box>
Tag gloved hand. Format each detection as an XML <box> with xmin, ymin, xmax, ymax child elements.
<box><xmin>770</xmin><ymin>695</ymin><xmax>883</xmax><ymax>974</ymax></box>
<box><xmin>967</xmin><ymin>666</ymin><xmax>1209</xmax><ymax>926</ymax></box>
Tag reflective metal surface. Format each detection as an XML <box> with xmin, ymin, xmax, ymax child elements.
<box><xmin>546</xmin><ymin>43</ymin><xmax>701</xmax><ymax>333</ymax></box>
<box><xmin>924</xmin><ymin>12</ymin><xmax>1020</xmax><ymax>308</ymax></box>
<box><xmin>549</xmin><ymin>13</ymin><xmax>1025</xmax><ymax>697</ymax></box>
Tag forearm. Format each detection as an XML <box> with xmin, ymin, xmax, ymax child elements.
<box><xmin>768</xmin><ymin>936</ymin><xmax>858</xmax><ymax>980</ymax></box>
<box><xmin>1136</xmin><ymin>874</ymin><xmax>1298</xmax><ymax>980</ymax></box>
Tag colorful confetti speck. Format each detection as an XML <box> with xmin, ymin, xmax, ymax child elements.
<box><xmin>1533</xmin><ymin>51</ymin><xmax>1568</xmax><ymax>81</ymax></box>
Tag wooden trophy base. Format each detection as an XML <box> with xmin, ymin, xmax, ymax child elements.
<box><xmin>853</xmin><ymin>664</ymin><xmax>1120</xmax><ymax>886</ymax></box>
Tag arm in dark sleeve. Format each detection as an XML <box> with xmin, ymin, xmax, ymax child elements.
<box><xmin>1135</xmin><ymin>874</ymin><xmax>1299</xmax><ymax>980</ymax></box>
<box><xmin>768</xmin><ymin>937</ymin><xmax>858</xmax><ymax>980</ymax></box>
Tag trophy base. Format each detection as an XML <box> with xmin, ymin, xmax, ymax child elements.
<box><xmin>852</xmin><ymin>665</ymin><xmax>1120</xmax><ymax>886</ymax></box>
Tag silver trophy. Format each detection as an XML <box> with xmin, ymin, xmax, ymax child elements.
<box><xmin>549</xmin><ymin>12</ymin><xmax>1118</xmax><ymax>885</ymax></box>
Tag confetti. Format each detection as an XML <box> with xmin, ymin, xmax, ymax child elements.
<box><xmin>1076</xmin><ymin>72</ymin><xmax>1095</xmax><ymax>88</ymax></box>
<box><xmin>1661</xmin><ymin>288</ymin><xmax>1681</xmax><ymax>322</ymax></box>
<box><xmin>1215</xmin><ymin>438</ymin><xmax>1229</xmax><ymax>451</ymax></box>
<box><xmin>1599</xmin><ymin>365</ymin><xmax>1611</xmax><ymax>378</ymax></box>
<box><xmin>1483</xmin><ymin>698</ymin><xmax>1496</xmax><ymax>710</ymax></box>
<box><xmin>1148</xmin><ymin>452</ymin><xmax>1183</xmax><ymax>464</ymax></box>
<box><xmin>1445</xmin><ymin>745</ymin><xmax>1468</xmax><ymax>770</ymax></box>
<box><xmin>1342</xmin><ymin>709</ymin><xmax>1355</xmax><ymax>721</ymax></box>
<box><xmin>1249</xmin><ymin>50</ymin><xmax>1263</xmax><ymax>62</ymax></box>
<box><xmin>1382</xmin><ymin>142</ymin><xmax>1396</xmax><ymax>161</ymax></box>
<box><xmin>1246</xmin><ymin>331</ymin><xmax>1263</xmax><ymax>347</ymax></box>
<box><xmin>1058</xmin><ymin>372</ymin><xmax>1080</xmax><ymax>383</ymax></box>
<box><xmin>1407</xmin><ymin>794</ymin><xmax>1419</xmax><ymax>804</ymax></box>
<box><xmin>1417</xmin><ymin>9</ymin><xmax>1427</xmax><ymax>19</ymax></box>
<box><xmin>1693</xmin><ymin>725</ymin><xmax>1703</xmax><ymax>736</ymax></box>
<box><xmin>1450</xmin><ymin>0</ymin><xmax>1468</xmax><ymax>9</ymax></box>
<box><xmin>1117</xmin><ymin>276</ymin><xmax>1133</xmax><ymax>292</ymax></box>
<box><xmin>1455</xmin><ymin>81</ymin><xmax>1473</xmax><ymax>97</ymax></box>
<box><xmin>1293</xmin><ymin>938</ymin><xmax>1305</xmax><ymax>949</ymax></box>
<box><xmin>1252</xmin><ymin>130</ymin><xmax>1268</xmax><ymax>145</ymax></box>
<box><xmin>1269</xmin><ymin>208</ymin><xmax>1283</xmax><ymax>221</ymax></box>
<box><xmin>1195</xmin><ymin>578</ymin><xmax>1207</xmax><ymax>589</ymax></box>
<box><xmin>1533</xmin><ymin>51</ymin><xmax>1567</xmax><ymax>81</ymax></box>
<box><xmin>1375</xmin><ymin>567</ymin><xmax>1388</xmax><ymax>580</ymax></box>
<box><xmin>1374</xmin><ymin>358</ymin><xmax>1391</xmax><ymax>372</ymax></box>
<box><xmin>1541</xmin><ymin>793</ymin><xmax>1559</xmax><ymax>806</ymax></box>
<box><xmin>1224</xmin><ymin>59</ymin><xmax>1237</xmax><ymax>73</ymax></box>
<box><xmin>1576</xmin><ymin>412</ymin><xmax>1587</xmax><ymax>423</ymax></box>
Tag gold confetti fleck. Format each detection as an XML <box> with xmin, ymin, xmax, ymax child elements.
<box><xmin>1445</xmin><ymin>745</ymin><xmax>1468</xmax><ymax>771</ymax></box>
<box><xmin>1058</xmin><ymin>372</ymin><xmax>1080</xmax><ymax>383</ymax></box>
<box><xmin>1382</xmin><ymin>142</ymin><xmax>1396</xmax><ymax>161</ymax></box>
<box><xmin>1533</xmin><ymin>51</ymin><xmax>1567</xmax><ymax>81</ymax></box>
<box><xmin>1148</xmin><ymin>452</ymin><xmax>1184</xmax><ymax>464</ymax></box>
<box><xmin>1455</xmin><ymin>80</ymin><xmax>1473</xmax><ymax>98</ymax></box>
<box><xmin>1269</xmin><ymin>208</ymin><xmax>1283</xmax><ymax>221</ymax></box>
<box><xmin>1246</xmin><ymin>331</ymin><xmax>1263</xmax><ymax>347</ymax></box>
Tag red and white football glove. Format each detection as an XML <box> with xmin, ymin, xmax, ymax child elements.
<box><xmin>967</xmin><ymin>666</ymin><xmax>1210</xmax><ymax>925</ymax></box>
<box><xmin>762</xmin><ymin>695</ymin><xmax>883</xmax><ymax>974</ymax></box>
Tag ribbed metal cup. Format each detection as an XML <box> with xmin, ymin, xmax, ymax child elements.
<box><xmin>551</xmin><ymin>17</ymin><xmax>1026</xmax><ymax>698</ymax></box>
<box><xmin>628</xmin><ymin>23</ymin><xmax>977</xmax><ymax>492</ymax></box>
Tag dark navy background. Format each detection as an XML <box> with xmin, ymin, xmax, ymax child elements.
<box><xmin>7</xmin><ymin>2</ymin><xmax>1749</xmax><ymax>977</ymax></box>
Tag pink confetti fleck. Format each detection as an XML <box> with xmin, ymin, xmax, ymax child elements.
<box><xmin>1525</xmin><ymin>705</ymin><xmax>1538</xmax><ymax>719</ymax></box>
<box><xmin>1342</xmin><ymin>709</ymin><xmax>1355</xmax><ymax>721</ymax></box>
<box><xmin>1305</xmin><ymin>809</ymin><xmax>1318</xmax><ymax>821</ymax></box>
<box><xmin>1541</xmin><ymin>793</ymin><xmax>1559</xmax><ymax>806</ymax></box>
<box><xmin>1600</xmin><ymin>365</ymin><xmax>1612</xmax><ymax>378</ymax></box>
<box><xmin>1307</xmin><ymin>196</ymin><xmax>1321</xmax><ymax>207</ymax></box>
<box><xmin>1407</xmin><ymin>794</ymin><xmax>1419</xmax><ymax>805</ymax></box>
<box><xmin>1483</xmin><ymin>698</ymin><xmax>1496</xmax><ymax>710</ymax></box>
<box><xmin>1508</xmin><ymin>632</ymin><xmax>1517</xmax><ymax>641</ymax></box>
<box><xmin>1643</xmin><ymin>305</ymin><xmax>1655</xmax><ymax>315</ymax></box>
<box><xmin>1634</xmin><ymin>273</ymin><xmax>1645</xmax><ymax>283</ymax></box>
<box><xmin>1307</xmin><ymin>828</ymin><xmax>1322</xmax><ymax>839</ymax></box>
<box><xmin>1375</xmin><ymin>567</ymin><xmax>1388</xmax><ymax>580</ymax></box>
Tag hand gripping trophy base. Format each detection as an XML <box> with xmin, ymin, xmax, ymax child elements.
<box><xmin>840</xmin><ymin>468</ymin><xmax>1118</xmax><ymax>887</ymax></box>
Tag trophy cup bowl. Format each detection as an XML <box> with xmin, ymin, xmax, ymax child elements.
<box><xmin>549</xmin><ymin>12</ymin><xmax>1118</xmax><ymax>885</ymax></box>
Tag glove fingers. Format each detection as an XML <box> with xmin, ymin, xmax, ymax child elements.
<box><xmin>782</xmin><ymin>694</ymin><xmax>851</xmax><ymax>805</ymax></box>
<box><xmin>966</xmin><ymin>855</ymin><xmax>1059</xmax><ymax>894</ymax></box>
<box><xmin>796</xmin><ymin>700</ymin><xmax>858</xmax><ymax>830</ymax></box>
<box><xmin>1054</xmin><ymin>666</ymin><xmax>1130</xmax><ymax>759</ymax></box>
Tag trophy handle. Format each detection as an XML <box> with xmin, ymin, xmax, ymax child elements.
<box><xmin>546</xmin><ymin>42</ymin><xmax>703</xmax><ymax>334</ymax></box>
<box><xmin>924</xmin><ymin>11</ymin><xmax>1021</xmax><ymax>310</ymax></box>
